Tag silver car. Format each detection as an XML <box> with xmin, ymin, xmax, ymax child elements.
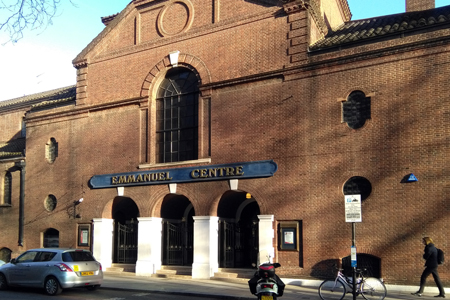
<box><xmin>0</xmin><ymin>248</ymin><xmax>103</xmax><ymax>295</ymax></box>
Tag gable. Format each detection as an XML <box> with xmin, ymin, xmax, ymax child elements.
<box><xmin>74</xmin><ymin>0</ymin><xmax>281</xmax><ymax>64</ymax></box>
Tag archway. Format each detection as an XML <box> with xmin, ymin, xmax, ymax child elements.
<box><xmin>218</xmin><ymin>191</ymin><xmax>260</xmax><ymax>268</ymax></box>
<box><xmin>0</xmin><ymin>248</ymin><xmax>12</xmax><ymax>263</ymax></box>
<box><xmin>112</xmin><ymin>197</ymin><xmax>139</xmax><ymax>263</ymax></box>
<box><xmin>161</xmin><ymin>194</ymin><xmax>195</xmax><ymax>266</ymax></box>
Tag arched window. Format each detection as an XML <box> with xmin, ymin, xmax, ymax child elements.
<box><xmin>45</xmin><ymin>138</ymin><xmax>58</xmax><ymax>164</ymax></box>
<box><xmin>0</xmin><ymin>247</ymin><xmax>12</xmax><ymax>264</ymax></box>
<box><xmin>342</xmin><ymin>91</ymin><xmax>371</xmax><ymax>129</ymax></box>
<box><xmin>43</xmin><ymin>228</ymin><xmax>59</xmax><ymax>248</ymax></box>
<box><xmin>156</xmin><ymin>68</ymin><xmax>199</xmax><ymax>163</ymax></box>
<box><xmin>3</xmin><ymin>172</ymin><xmax>11</xmax><ymax>205</ymax></box>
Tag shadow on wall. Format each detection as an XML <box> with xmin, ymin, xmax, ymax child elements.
<box><xmin>310</xmin><ymin>259</ymin><xmax>341</xmax><ymax>280</ymax></box>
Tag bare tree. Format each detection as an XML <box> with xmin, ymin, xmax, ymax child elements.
<box><xmin>0</xmin><ymin>0</ymin><xmax>69</xmax><ymax>43</ymax></box>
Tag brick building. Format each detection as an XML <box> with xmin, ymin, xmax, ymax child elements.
<box><xmin>1</xmin><ymin>0</ymin><xmax>449</xmax><ymax>285</ymax></box>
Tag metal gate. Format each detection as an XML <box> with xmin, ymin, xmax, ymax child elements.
<box><xmin>162</xmin><ymin>221</ymin><xmax>193</xmax><ymax>265</ymax></box>
<box><xmin>116</xmin><ymin>221</ymin><xmax>138</xmax><ymax>263</ymax></box>
<box><xmin>219</xmin><ymin>220</ymin><xmax>235</xmax><ymax>268</ymax></box>
<box><xmin>219</xmin><ymin>220</ymin><xmax>258</xmax><ymax>268</ymax></box>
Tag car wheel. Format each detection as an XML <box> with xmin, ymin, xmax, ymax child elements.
<box><xmin>44</xmin><ymin>276</ymin><xmax>62</xmax><ymax>296</ymax></box>
<box><xmin>0</xmin><ymin>273</ymin><xmax>8</xmax><ymax>290</ymax></box>
<box><xmin>86</xmin><ymin>284</ymin><xmax>100</xmax><ymax>291</ymax></box>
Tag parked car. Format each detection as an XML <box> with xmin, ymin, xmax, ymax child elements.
<box><xmin>0</xmin><ymin>248</ymin><xmax>103</xmax><ymax>296</ymax></box>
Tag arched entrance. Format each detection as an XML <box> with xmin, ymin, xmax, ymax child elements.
<box><xmin>112</xmin><ymin>197</ymin><xmax>139</xmax><ymax>263</ymax></box>
<box><xmin>218</xmin><ymin>191</ymin><xmax>260</xmax><ymax>268</ymax></box>
<box><xmin>161</xmin><ymin>194</ymin><xmax>194</xmax><ymax>266</ymax></box>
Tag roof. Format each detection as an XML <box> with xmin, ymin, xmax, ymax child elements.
<box><xmin>310</xmin><ymin>4</ymin><xmax>450</xmax><ymax>51</ymax></box>
<box><xmin>0</xmin><ymin>138</ymin><xmax>25</xmax><ymax>159</ymax></box>
<box><xmin>0</xmin><ymin>85</ymin><xmax>76</xmax><ymax>111</ymax></box>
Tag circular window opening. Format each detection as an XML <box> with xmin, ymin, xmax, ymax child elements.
<box><xmin>343</xmin><ymin>176</ymin><xmax>372</xmax><ymax>201</ymax></box>
<box><xmin>44</xmin><ymin>194</ymin><xmax>57</xmax><ymax>212</ymax></box>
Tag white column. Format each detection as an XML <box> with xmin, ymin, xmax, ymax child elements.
<box><xmin>258</xmin><ymin>215</ymin><xmax>275</xmax><ymax>265</ymax></box>
<box><xmin>136</xmin><ymin>217</ymin><xmax>162</xmax><ymax>276</ymax></box>
<box><xmin>92</xmin><ymin>218</ymin><xmax>114</xmax><ymax>269</ymax></box>
<box><xmin>192</xmin><ymin>216</ymin><xmax>219</xmax><ymax>279</ymax></box>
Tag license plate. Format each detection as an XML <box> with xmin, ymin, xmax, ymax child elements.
<box><xmin>261</xmin><ymin>296</ymin><xmax>273</xmax><ymax>300</ymax></box>
<box><xmin>81</xmin><ymin>271</ymin><xmax>94</xmax><ymax>276</ymax></box>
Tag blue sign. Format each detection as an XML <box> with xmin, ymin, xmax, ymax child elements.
<box><xmin>89</xmin><ymin>160</ymin><xmax>278</xmax><ymax>189</ymax></box>
<box><xmin>351</xmin><ymin>246</ymin><xmax>357</xmax><ymax>267</ymax></box>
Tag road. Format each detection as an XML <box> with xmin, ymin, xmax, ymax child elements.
<box><xmin>0</xmin><ymin>287</ymin><xmax>224</xmax><ymax>300</ymax></box>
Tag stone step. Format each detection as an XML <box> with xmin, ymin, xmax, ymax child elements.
<box><xmin>105</xmin><ymin>264</ymin><xmax>136</xmax><ymax>273</ymax></box>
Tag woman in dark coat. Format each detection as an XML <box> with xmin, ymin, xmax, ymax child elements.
<box><xmin>412</xmin><ymin>237</ymin><xmax>445</xmax><ymax>298</ymax></box>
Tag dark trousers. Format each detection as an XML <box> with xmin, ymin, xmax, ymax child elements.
<box><xmin>418</xmin><ymin>266</ymin><xmax>445</xmax><ymax>295</ymax></box>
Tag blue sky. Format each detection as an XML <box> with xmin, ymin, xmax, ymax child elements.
<box><xmin>0</xmin><ymin>0</ymin><xmax>449</xmax><ymax>101</ymax></box>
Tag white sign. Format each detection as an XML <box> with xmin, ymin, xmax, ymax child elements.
<box><xmin>345</xmin><ymin>194</ymin><xmax>362</xmax><ymax>222</ymax></box>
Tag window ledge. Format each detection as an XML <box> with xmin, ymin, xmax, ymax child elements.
<box><xmin>0</xmin><ymin>204</ymin><xmax>12</xmax><ymax>208</ymax></box>
<box><xmin>138</xmin><ymin>158</ymin><xmax>211</xmax><ymax>169</ymax></box>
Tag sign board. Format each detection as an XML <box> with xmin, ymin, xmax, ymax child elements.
<box><xmin>345</xmin><ymin>194</ymin><xmax>362</xmax><ymax>222</ymax></box>
<box><xmin>89</xmin><ymin>160</ymin><xmax>278</xmax><ymax>189</ymax></box>
<box><xmin>351</xmin><ymin>246</ymin><xmax>357</xmax><ymax>267</ymax></box>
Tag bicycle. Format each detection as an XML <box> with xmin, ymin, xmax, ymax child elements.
<box><xmin>318</xmin><ymin>267</ymin><xmax>387</xmax><ymax>300</ymax></box>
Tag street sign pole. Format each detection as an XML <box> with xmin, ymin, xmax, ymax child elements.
<box><xmin>345</xmin><ymin>194</ymin><xmax>361</xmax><ymax>300</ymax></box>
<box><xmin>352</xmin><ymin>223</ymin><xmax>356</xmax><ymax>300</ymax></box>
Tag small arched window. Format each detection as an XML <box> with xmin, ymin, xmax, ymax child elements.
<box><xmin>43</xmin><ymin>228</ymin><xmax>59</xmax><ymax>248</ymax></box>
<box><xmin>0</xmin><ymin>247</ymin><xmax>12</xmax><ymax>264</ymax></box>
<box><xmin>45</xmin><ymin>138</ymin><xmax>58</xmax><ymax>164</ymax></box>
<box><xmin>156</xmin><ymin>68</ymin><xmax>199</xmax><ymax>163</ymax></box>
<box><xmin>342</xmin><ymin>91</ymin><xmax>371</xmax><ymax>129</ymax></box>
<box><xmin>3</xmin><ymin>172</ymin><xmax>11</xmax><ymax>205</ymax></box>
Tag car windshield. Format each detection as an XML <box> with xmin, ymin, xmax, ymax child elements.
<box><xmin>62</xmin><ymin>251</ymin><xmax>95</xmax><ymax>262</ymax></box>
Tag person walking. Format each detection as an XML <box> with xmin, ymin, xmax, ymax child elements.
<box><xmin>411</xmin><ymin>237</ymin><xmax>445</xmax><ymax>298</ymax></box>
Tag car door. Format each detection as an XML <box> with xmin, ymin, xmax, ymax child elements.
<box><xmin>26</xmin><ymin>251</ymin><xmax>57</xmax><ymax>286</ymax></box>
<box><xmin>8</xmin><ymin>251</ymin><xmax>39</xmax><ymax>285</ymax></box>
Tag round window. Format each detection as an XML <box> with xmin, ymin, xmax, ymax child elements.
<box><xmin>44</xmin><ymin>194</ymin><xmax>57</xmax><ymax>212</ymax></box>
<box><xmin>343</xmin><ymin>176</ymin><xmax>372</xmax><ymax>201</ymax></box>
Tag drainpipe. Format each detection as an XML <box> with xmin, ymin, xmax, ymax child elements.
<box><xmin>15</xmin><ymin>160</ymin><xmax>25</xmax><ymax>247</ymax></box>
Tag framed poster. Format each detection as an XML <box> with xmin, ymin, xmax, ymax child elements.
<box><xmin>278</xmin><ymin>221</ymin><xmax>300</xmax><ymax>251</ymax></box>
<box><xmin>77</xmin><ymin>224</ymin><xmax>91</xmax><ymax>247</ymax></box>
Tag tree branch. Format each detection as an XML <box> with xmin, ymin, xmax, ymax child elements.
<box><xmin>0</xmin><ymin>0</ymin><xmax>64</xmax><ymax>43</ymax></box>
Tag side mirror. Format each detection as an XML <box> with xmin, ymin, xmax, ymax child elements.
<box><xmin>273</xmin><ymin>262</ymin><xmax>281</xmax><ymax>268</ymax></box>
<box><xmin>10</xmin><ymin>258</ymin><xmax>16</xmax><ymax>264</ymax></box>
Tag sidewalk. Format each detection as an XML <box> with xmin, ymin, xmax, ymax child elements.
<box><xmin>101</xmin><ymin>272</ymin><xmax>449</xmax><ymax>300</ymax></box>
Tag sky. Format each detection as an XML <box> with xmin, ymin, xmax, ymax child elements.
<box><xmin>1</xmin><ymin>0</ymin><xmax>450</xmax><ymax>101</ymax></box>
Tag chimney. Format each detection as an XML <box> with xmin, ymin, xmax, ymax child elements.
<box><xmin>406</xmin><ymin>0</ymin><xmax>435</xmax><ymax>12</ymax></box>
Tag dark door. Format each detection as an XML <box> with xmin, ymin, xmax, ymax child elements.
<box><xmin>162</xmin><ymin>220</ymin><xmax>193</xmax><ymax>265</ymax></box>
<box><xmin>115</xmin><ymin>220</ymin><xmax>138</xmax><ymax>263</ymax></box>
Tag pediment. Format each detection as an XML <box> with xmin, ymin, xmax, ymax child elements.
<box><xmin>73</xmin><ymin>0</ymin><xmax>283</xmax><ymax>66</ymax></box>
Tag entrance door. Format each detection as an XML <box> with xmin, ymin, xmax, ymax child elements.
<box><xmin>160</xmin><ymin>195</ymin><xmax>194</xmax><ymax>266</ymax></box>
<box><xmin>112</xmin><ymin>197</ymin><xmax>139</xmax><ymax>264</ymax></box>
<box><xmin>116</xmin><ymin>220</ymin><xmax>138</xmax><ymax>263</ymax></box>
<box><xmin>218</xmin><ymin>218</ymin><xmax>258</xmax><ymax>268</ymax></box>
<box><xmin>162</xmin><ymin>220</ymin><xmax>193</xmax><ymax>265</ymax></box>
<box><xmin>218</xmin><ymin>220</ymin><xmax>235</xmax><ymax>268</ymax></box>
<box><xmin>217</xmin><ymin>192</ymin><xmax>260</xmax><ymax>268</ymax></box>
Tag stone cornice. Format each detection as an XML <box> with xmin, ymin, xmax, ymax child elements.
<box><xmin>281</xmin><ymin>0</ymin><xmax>309</xmax><ymax>14</ymax></box>
<box><xmin>282</xmin><ymin>0</ymin><xmax>327</xmax><ymax>36</ymax></box>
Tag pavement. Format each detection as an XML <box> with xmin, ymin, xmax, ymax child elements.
<box><xmin>101</xmin><ymin>272</ymin><xmax>450</xmax><ymax>300</ymax></box>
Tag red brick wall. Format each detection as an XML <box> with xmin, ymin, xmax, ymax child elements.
<box><xmin>1</xmin><ymin>0</ymin><xmax>449</xmax><ymax>286</ymax></box>
<box><xmin>406</xmin><ymin>0</ymin><xmax>435</xmax><ymax>12</ymax></box>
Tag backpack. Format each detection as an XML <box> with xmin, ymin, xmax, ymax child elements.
<box><xmin>437</xmin><ymin>248</ymin><xmax>445</xmax><ymax>265</ymax></box>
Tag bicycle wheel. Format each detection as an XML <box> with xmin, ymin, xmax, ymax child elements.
<box><xmin>361</xmin><ymin>277</ymin><xmax>387</xmax><ymax>300</ymax></box>
<box><xmin>319</xmin><ymin>280</ymin><xmax>346</xmax><ymax>300</ymax></box>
